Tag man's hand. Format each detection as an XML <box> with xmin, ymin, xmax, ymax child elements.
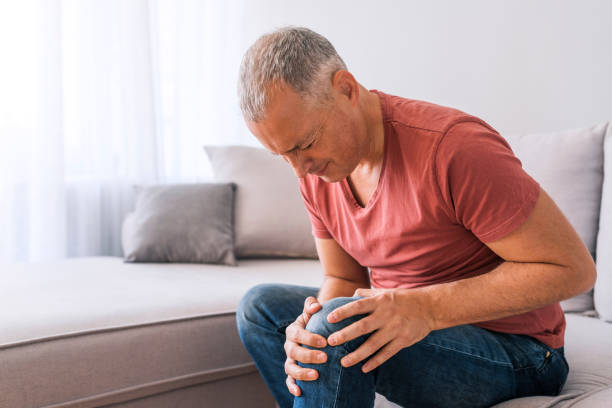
<box><xmin>326</xmin><ymin>288</ymin><xmax>434</xmax><ymax>373</ymax></box>
<box><xmin>284</xmin><ymin>296</ymin><xmax>329</xmax><ymax>396</ymax></box>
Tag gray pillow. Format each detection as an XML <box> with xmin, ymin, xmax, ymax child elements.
<box><xmin>121</xmin><ymin>183</ymin><xmax>237</xmax><ymax>265</ymax></box>
<box><xmin>204</xmin><ymin>145</ymin><xmax>317</xmax><ymax>259</ymax></box>
<box><xmin>504</xmin><ymin>122</ymin><xmax>608</xmax><ymax>313</ymax></box>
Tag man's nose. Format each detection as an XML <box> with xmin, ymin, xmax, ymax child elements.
<box><xmin>283</xmin><ymin>154</ymin><xmax>312</xmax><ymax>178</ymax></box>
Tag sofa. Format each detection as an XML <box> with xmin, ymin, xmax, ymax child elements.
<box><xmin>1</xmin><ymin>122</ymin><xmax>611</xmax><ymax>408</ymax></box>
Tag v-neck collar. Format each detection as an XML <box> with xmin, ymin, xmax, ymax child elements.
<box><xmin>340</xmin><ymin>90</ymin><xmax>390</xmax><ymax>212</ymax></box>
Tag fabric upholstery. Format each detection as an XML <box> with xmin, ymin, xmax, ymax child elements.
<box><xmin>121</xmin><ymin>182</ymin><xmax>237</xmax><ymax>265</ymax></box>
<box><xmin>204</xmin><ymin>145</ymin><xmax>318</xmax><ymax>259</ymax></box>
<box><xmin>595</xmin><ymin>123</ymin><xmax>612</xmax><ymax>321</ymax></box>
<box><xmin>0</xmin><ymin>257</ymin><xmax>323</xmax><ymax>408</ymax></box>
<box><xmin>1</xmin><ymin>257</ymin><xmax>610</xmax><ymax>408</ymax></box>
<box><xmin>503</xmin><ymin>123</ymin><xmax>608</xmax><ymax>312</ymax></box>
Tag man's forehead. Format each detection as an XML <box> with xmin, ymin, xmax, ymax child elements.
<box><xmin>247</xmin><ymin>116</ymin><xmax>311</xmax><ymax>156</ymax></box>
<box><xmin>247</xmin><ymin>85</ymin><xmax>316</xmax><ymax>154</ymax></box>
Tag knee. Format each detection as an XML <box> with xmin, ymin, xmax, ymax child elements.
<box><xmin>305</xmin><ymin>296</ymin><xmax>363</xmax><ymax>338</ymax></box>
<box><xmin>236</xmin><ymin>283</ymin><xmax>276</xmax><ymax>332</ymax></box>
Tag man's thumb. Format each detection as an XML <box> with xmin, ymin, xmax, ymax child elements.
<box><xmin>354</xmin><ymin>288</ymin><xmax>374</xmax><ymax>297</ymax></box>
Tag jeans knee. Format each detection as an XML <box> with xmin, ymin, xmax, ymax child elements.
<box><xmin>305</xmin><ymin>296</ymin><xmax>363</xmax><ymax>338</ymax></box>
<box><xmin>236</xmin><ymin>283</ymin><xmax>276</xmax><ymax>333</ymax></box>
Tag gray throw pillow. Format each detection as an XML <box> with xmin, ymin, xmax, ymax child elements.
<box><xmin>121</xmin><ymin>183</ymin><xmax>237</xmax><ymax>265</ymax></box>
<box><xmin>504</xmin><ymin>122</ymin><xmax>608</xmax><ymax>313</ymax></box>
<box><xmin>204</xmin><ymin>145</ymin><xmax>318</xmax><ymax>259</ymax></box>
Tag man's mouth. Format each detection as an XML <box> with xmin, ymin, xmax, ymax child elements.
<box><xmin>312</xmin><ymin>162</ymin><xmax>329</xmax><ymax>176</ymax></box>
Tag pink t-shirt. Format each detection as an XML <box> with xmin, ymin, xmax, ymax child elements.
<box><xmin>298</xmin><ymin>90</ymin><xmax>565</xmax><ymax>349</ymax></box>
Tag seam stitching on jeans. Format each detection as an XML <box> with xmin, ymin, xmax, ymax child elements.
<box><xmin>421</xmin><ymin>341</ymin><xmax>513</xmax><ymax>367</ymax></box>
<box><xmin>332</xmin><ymin>361</ymin><xmax>344</xmax><ymax>408</ymax></box>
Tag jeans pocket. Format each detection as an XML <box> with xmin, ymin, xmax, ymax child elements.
<box><xmin>535</xmin><ymin>348</ymin><xmax>569</xmax><ymax>396</ymax></box>
<box><xmin>511</xmin><ymin>338</ymin><xmax>568</xmax><ymax>398</ymax></box>
<box><xmin>535</xmin><ymin>347</ymin><xmax>553</xmax><ymax>373</ymax></box>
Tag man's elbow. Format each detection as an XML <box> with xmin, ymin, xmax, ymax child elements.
<box><xmin>584</xmin><ymin>261</ymin><xmax>597</xmax><ymax>292</ymax></box>
<box><xmin>566</xmin><ymin>256</ymin><xmax>597</xmax><ymax>297</ymax></box>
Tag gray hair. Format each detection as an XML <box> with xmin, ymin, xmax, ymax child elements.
<box><xmin>238</xmin><ymin>26</ymin><xmax>347</xmax><ymax>122</ymax></box>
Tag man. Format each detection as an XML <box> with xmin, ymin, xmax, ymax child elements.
<box><xmin>235</xmin><ymin>26</ymin><xmax>596</xmax><ymax>408</ymax></box>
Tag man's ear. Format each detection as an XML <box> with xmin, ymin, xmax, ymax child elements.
<box><xmin>332</xmin><ymin>70</ymin><xmax>359</xmax><ymax>105</ymax></box>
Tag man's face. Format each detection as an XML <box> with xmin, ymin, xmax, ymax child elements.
<box><xmin>246</xmin><ymin>83</ymin><xmax>365</xmax><ymax>182</ymax></box>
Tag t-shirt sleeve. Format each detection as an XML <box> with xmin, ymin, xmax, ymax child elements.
<box><xmin>298</xmin><ymin>178</ymin><xmax>333</xmax><ymax>239</ymax></box>
<box><xmin>435</xmin><ymin>120</ymin><xmax>541</xmax><ymax>243</ymax></box>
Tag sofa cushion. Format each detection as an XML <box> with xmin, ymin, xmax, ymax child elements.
<box><xmin>595</xmin><ymin>123</ymin><xmax>612</xmax><ymax>321</ymax></box>
<box><xmin>121</xmin><ymin>182</ymin><xmax>237</xmax><ymax>265</ymax></box>
<box><xmin>503</xmin><ymin>123</ymin><xmax>608</xmax><ymax>312</ymax></box>
<box><xmin>0</xmin><ymin>257</ymin><xmax>323</xmax><ymax>408</ymax></box>
<box><xmin>204</xmin><ymin>145</ymin><xmax>317</xmax><ymax>259</ymax></box>
<box><xmin>487</xmin><ymin>313</ymin><xmax>612</xmax><ymax>408</ymax></box>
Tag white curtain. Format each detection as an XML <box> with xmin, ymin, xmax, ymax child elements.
<box><xmin>0</xmin><ymin>0</ymin><xmax>250</xmax><ymax>263</ymax></box>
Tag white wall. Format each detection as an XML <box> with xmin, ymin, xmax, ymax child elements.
<box><xmin>237</xmin><ymin>0</ymin><xmax>611</xmax><ymax>137</ymax></box>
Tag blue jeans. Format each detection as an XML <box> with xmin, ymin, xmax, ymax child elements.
<box><xmin>236</xmin><ymin>284</ymin><xmax>569</xmax><ymax>408</ymax></box>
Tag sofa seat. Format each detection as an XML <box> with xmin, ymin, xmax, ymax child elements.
<box><xmin>1</xmin><ymin>257</ymin><xmax>610</xmax><ymax>408</ymax></box>
<box><xmin>491</xmin><ymin>312</ymin><xmax>612</xmax><ymax>408</ymax></box>
<box><xmin>0</xmin><ymin>256</ymin><xmax>323</xmax><ymax>408</ymax></box>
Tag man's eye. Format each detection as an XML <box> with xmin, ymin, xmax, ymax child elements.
<box><xmin>302</xmin><ymin>140</ymin><xmax>314</xmax><ymax>150</ymax></box>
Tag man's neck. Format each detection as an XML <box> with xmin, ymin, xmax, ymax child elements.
<box><xmin>353</xmin><ymin>88</ymin><xmax>385</xmax><ymax>176</ymax></box>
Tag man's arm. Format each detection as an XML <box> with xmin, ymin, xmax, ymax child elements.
<box><xmin>315</xmin><ymin>237</ymin><xmax>370</xmax><ymax>303</ymax></box>
<box><xmin>423</xmin><ymin>187</ymin><xmax>597</xmax><ymax>330</ymax></box>
<box><xmin>327</xmin><ymin>188</ymin><xmax>597</xmax><ymax>372</ymax></box>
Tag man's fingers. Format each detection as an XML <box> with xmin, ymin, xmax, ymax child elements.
<box><xmin>286</xmin><ymin>324</ymin><xmax>327</xmax><ymax>348</ymax></box>
<box><xmin>327</xmin><ymin>297</ymin><xmax>374</xmax><ymax>324</ymax></box>
<box><xmin>300</xmin><ymin>295</ymin><xmax>322</xmax><ymax>327</ymax></box>
<box><xmin>354</xmin><ymin>288</ymin><xmax>374</xmax><ymax>297</ymax></box>
<box><xmin>339</xmin><ymin>328</ymin><xmax>389</xmax><ymax>367</ymax></box>
<box><xmin>285</xmin><ymin>341</ymin><xmax>328</xmax><ymax>364</ymax></box>
<box><xmin>361</xmin><ymin>339</ymin><xmax>403</xmax><ymax>373</ymax></box>
<box><xmin>354</xmin><ymin>288</ymin><xmax>390</xmax><ymax>297</ymax></box>
<box><xmin>286</xmin><ymin>376</ymin><xmax>301</xmax><ymax>396</ymax></box>
<box><xmin>327</xmin><ymin>315</ymin><xmax>378</xmax><ymax>346</ymax></box>
<box><xmin>284</xmin><ymin>359</ymin><xmax>319</xmax><ymax>381</ymax></box>
<box><xmin>304</xmin><ymin>296</ymin><xmax>322</xmax><ymax>314</ymax></box>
